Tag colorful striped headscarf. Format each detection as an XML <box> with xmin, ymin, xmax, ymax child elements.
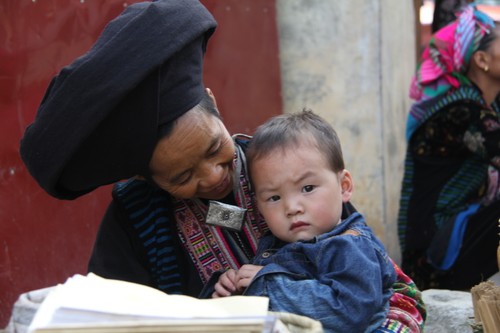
<box><xmin>409</xmin><ymin>5</ymin><xmax>495</xmax><ymax>102</ymax></box>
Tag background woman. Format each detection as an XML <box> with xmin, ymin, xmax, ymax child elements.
<box><xmin>399</xmin><ymin>4</ymin><xmax>500</xmax><ymax>290</ymax></box>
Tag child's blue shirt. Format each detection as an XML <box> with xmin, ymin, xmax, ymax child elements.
<box><xmin>245</xmin><ymin>212</ymin><xmax>396</xmax><ymax>333</ymax></box>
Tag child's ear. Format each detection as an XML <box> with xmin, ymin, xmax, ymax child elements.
<box><xmin>340</xmin><ymin>170</ymin><xmax>353</xmax><ymax>202</ymax></box>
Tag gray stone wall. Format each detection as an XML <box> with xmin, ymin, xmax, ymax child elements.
<box><xmin>276</xmin><ymin>0</ymin><xmax>416</xmax><ymax>262</ymax></box>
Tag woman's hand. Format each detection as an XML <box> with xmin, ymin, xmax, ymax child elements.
<box><xmin>212</xmin><ymin>268</ymin><xmax>238</xmax><ymax>298</ymax></box>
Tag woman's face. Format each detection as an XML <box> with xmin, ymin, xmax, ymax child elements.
<box><xmin>149</xmin><ymin>108</ymin><xmax>235</xmax><ymax>200</ymax></box>
<box><xmin>480</xmin><ymin>26</ymin><xmax>500</xmax><ymax>80</ymax></box>
<box><xmin>469</xmin><ymin>27</ymin><xmax>500</xmax><ymax>103</ymax></box>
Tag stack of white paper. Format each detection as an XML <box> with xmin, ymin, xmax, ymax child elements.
<box><xmin>27</xmin><ymin>273</ymin><xmax>285</xmax><ymax>333</ymax></box>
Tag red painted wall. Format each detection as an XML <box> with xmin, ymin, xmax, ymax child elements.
<box><xmin>0</xmin><ymin>0</ymin><xmax>281</xmax><ymax>327</ymax></box>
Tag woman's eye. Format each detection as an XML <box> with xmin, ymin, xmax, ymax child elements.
<box><xmin>208</xmin><ymin>145</ymin><xmax>221</xmax><ymax>157</ymax></box>
<box><xmin>302</xmin><ymin>185</ymin><xmax>315</xmax><ymax>193</ymax></box>
<box><xmin>175</xmin><ymin>173</ymin><xmax>193</xmax><ymax>186</ymax></box>
<box><xmin>208</xmin><ymin>145</ymin><xmax>222</xmax><ymax>157</ymax></box>
<box><xmin>209</xmin><ymin>137</ymin><xmax>228</xmax><ymax>157</ymax></box>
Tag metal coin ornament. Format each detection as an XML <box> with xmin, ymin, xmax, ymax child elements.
<box><xmin>205</xmin><ymin>200</ymin><xmax>247</xmax><ymax>231</ymax></box>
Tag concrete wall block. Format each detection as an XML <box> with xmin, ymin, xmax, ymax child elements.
<box><xmin>277</xmin><ymin>0</ymin><xmax>416</xmax><ymax>261</ymax></box>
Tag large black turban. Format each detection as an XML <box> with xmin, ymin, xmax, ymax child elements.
<box><xmin>20</xmin><ymin>0</ymin><xmax>217</xmax><ymax>200</ymax></box>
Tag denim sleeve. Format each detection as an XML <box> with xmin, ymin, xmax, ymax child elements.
<box><xmin>245</xmin><ymin>233</ymin><xmax>396</xmax><ymax>333</ymax></box>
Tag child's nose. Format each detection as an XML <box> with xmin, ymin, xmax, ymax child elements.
<box><xmin>285</xmin><ymin>196</ymin><xmax>304</xmax><ymax>216</ymax></box>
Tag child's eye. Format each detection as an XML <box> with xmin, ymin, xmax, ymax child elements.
<box><xmin>268</xmin><ymin>195</ymin><xmax>280</xmax><ymax>202</ymax></box>
<box><xmin>302</xmin><ymin>185</ymin><xmax>315</xmax><ymax>193</ymax></box>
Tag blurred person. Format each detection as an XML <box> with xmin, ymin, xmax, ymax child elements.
<box><xmin>399</xmin><ymin>4</ymin><xmax>500</xmax><ymax>290</ymax></box>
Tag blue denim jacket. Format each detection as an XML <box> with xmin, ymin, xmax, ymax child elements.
<box><xmin>244</xmin><ymin>212</ymin><xmax>396</xmax><ymax>333</ymax></box>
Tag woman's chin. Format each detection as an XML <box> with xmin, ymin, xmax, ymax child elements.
<box><xmin>199</xmin><ymin>186</ymin><xmax>233</xmax><ymax>201</ymax></box>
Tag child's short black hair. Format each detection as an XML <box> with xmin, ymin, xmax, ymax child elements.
<box><xmin>247</xmin><ymin>109</ymin><xmax>345</xmax><ymax>174</ymax></box>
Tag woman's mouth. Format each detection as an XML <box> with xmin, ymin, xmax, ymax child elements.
<box><xmin>210</xmin><ymin>172</ymin><xmax>231</xmax><ymax>196</ymax></box>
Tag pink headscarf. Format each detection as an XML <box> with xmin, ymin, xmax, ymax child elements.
<box><xmin>409</xmin><ymin>5</ymin><xmax>494</xmax><ymax>102</ymax></box>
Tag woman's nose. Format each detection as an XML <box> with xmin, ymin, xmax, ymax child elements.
<box><xmin>198</xmin><ymin>161</ymin><xmax>224</xmax><ymax>188</ymax></box>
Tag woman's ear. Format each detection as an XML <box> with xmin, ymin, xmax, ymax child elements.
<box><xmin>206</xmin><ymin>87</ymin><xmax>218</xmax><ymax>108</ymax></box>
<box><xmin>472</xmin><ymin>50</ymin><xmax>490</xmax><ymax>72</ymax></box>
<box><xmin>340</xmin><ymin>170</ymin><xmax>353</xmax><ymax>202</ymax></box>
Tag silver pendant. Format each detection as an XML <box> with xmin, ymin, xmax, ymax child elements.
<box><xmin>205</xmin><ymin>200</ymin><xmax>246</xmax><ymax>231</ymax></box>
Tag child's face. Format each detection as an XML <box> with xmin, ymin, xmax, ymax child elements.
<box><xmin>251</xmin><ymin>143</ymin><xmax>353</xmax><ymax>243</ymax></box>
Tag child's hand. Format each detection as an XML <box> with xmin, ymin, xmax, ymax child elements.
<box><xmin>212</xmin><ymin>269</ymin><xmax>238</xmax><ymax>298</ymax></box>
<box><xmin>235</xmin><ymin>264</ymin><xmax>263</xmax><ymax>290</ymax></box>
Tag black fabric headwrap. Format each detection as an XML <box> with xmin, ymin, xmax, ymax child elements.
<box><xmin>20</xmin><ymin>0</ymin><xmax>217</xmax><ymax>200</ymax></box>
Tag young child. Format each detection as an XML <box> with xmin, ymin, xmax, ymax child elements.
<box><xmin>212</xmin><ymin>110</ymin><xmax>396</xmax><ymax>333</ymax></box>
